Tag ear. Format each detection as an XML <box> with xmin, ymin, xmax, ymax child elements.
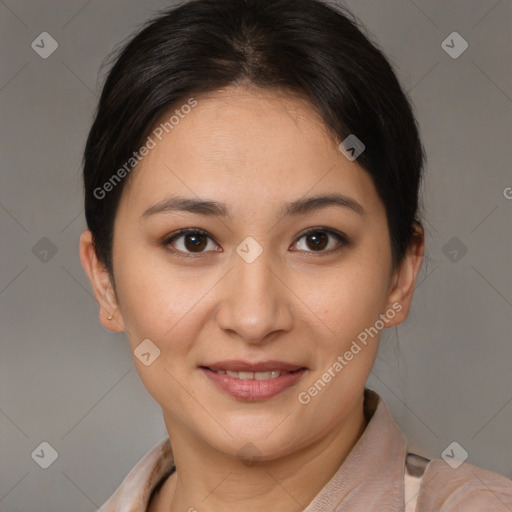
<box><xmin>79</xmin><ymin>229</ymin><xmax>125</xmax><ymax>332</ymax></box>
<box><xmin>384</xmin><ymin>223</ymin><xmax>425</xmax><ymax>327</ymax></box>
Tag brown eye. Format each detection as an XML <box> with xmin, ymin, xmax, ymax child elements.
<box><xmin>164</xmin><ymin>229</ymin><xmax>218</xmax><ymax>254</ymax></box>
<box><xmin>305</xmin><ymin>231</ymin><xmax>329</xmax><ymax>251</ymax></box>
<box><xmin>183</xmin><ymin>233</ymin><xmax>208</xmax><ymax>252</ymax></box>
<box><xmin>163</xmin><ymin>227</ymin><xmax>348</xmax><ymax>257</ymax></box>
<box><xmin>292</xmin><ymin>229</ymin><xmax>348</xmax><ymax>253</ymax></box>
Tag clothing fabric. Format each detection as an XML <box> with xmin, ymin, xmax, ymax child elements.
<box><xmin>100</xmin><ymin>389</ymin><xmax>512</xmax><ymax>511</ymax></box>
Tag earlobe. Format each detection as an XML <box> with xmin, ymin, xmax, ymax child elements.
<box><xmin>385</xmin><ymin>224</ymin><xmax>425</xmax><ymax>328</ymax></box>
<box><xmin>79</xmin><ymin>230</ymin><xmax>125</xmax><ymax>333</ymax></box>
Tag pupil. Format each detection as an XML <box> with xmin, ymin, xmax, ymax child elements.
<box><xmin>308</xmin><ymin>232</ymin><xmax>327</xmax><ymax>251</ymax></box>
<box><xmin>185</xmin><ymin>234</ymin><xmax>206</xmax><ymax>252</ymax></box>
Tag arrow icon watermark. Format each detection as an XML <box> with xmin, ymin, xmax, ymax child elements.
<box><xmin>134</xmin><ymin>338</ymin><xmax>161</xmax><ymax>366</ymax></box>
<box><xmin>338</xmin><ymin>134</ymin><xmax>365</xmax><ymax>161</ymax></box>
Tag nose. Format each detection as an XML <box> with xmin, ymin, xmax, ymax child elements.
<box><xmin>215</xmin><ymin>245</ymin><xmax>293</xmax><ymax>345</ymax></box>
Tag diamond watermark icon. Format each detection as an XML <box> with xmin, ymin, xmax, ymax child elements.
<box><xmin>134</xmin><ymin>338</ymin><xmax>161</xmax><ymax>366</ymax></box>
<box><xmin>237</xmin><ymin>442</ymin><xmax>263</xmax><ymax>467</ymax></box>
<box><xmin>441</xmin><ymin>32</ymin><xmax>468</xmax><ymax>59</ymax></box>
<box><xmin>236</xmin><ymin>236</ymin><xmax>263</xmax><ymax>264</ymax></box>
<box><xmin>441</xmin><ymin>441</ymin><xmax>468</xmax><ymax>469</ymax></box>
<box><xmin>31</xmin><ymin>441</ymin><xmax>58</xmax><ymax>469</ymax></box>
<box><xmin>31</xmin><ymin>32</ymin><xmax>58</xmax><ymax>59</ymax></box>
<box><xmin>442</xmin><ymin>236</ymin><xmax>468</xmax><ymax>263</ymax></box>
<box><xmin>338</xmin><ymin>134</ymin><xmax>365</xmax><ymax>161</ymax></box>
<box><xmin>32</xmin><ymin>237</ymin><xmax>58</xmax><ymax>262</ymax></box>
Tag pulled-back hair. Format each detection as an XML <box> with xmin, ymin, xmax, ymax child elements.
<box><xmin>83</xmin><ymin>0</ymin><xmax>425</xmax><ymax>279</ymax></box>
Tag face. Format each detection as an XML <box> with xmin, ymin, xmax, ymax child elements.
<box><xmin>81</xmin><ymin>85</ymin><xmax>423</xmax><ymax>461</ymax></box>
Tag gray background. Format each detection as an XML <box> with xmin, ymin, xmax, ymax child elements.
<box><xmin>1</xmin><ymin>0</ymin><xmax>511</xmax><ymax>511</ymax></box>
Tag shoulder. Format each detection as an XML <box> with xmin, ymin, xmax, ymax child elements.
<box><xmin>417</xmin><ymin>458</ymin><xmax>512</xmax><ymax>511</ymax></box>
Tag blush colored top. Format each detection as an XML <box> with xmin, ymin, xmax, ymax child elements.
<box><xmin>100</xmin><ymin>389</ymin><xmax>512</xmax><ymax>511</ymax></box>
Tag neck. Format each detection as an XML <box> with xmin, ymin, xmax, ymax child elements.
<box><xmin>150</xmin><ymin>393</ymin><xmax>368</xmax><ymax>512</ymax></box>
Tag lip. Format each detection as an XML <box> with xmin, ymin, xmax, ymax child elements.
<box><xmin>204</xmin><ymin>360</ymin><xmax>304</xmax><ymax>372</ymax></box>
<box><xmin>200</xmin><ymin>360</ymin><xmax>307</xmax><ymax>401</ymax></box>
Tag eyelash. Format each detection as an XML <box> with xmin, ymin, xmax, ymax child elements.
<box><xmin>162</xmin><ymin>227</ymin><xmax>350</xmax><ymax>258</ymax></box>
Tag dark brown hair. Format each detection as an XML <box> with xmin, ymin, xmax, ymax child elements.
<box><xmin>83</xmin><ymin>0</ymin><xmax>425</xmax><ymax>281</ymax></box>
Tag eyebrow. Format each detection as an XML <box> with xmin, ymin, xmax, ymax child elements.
<box><xmin>141</xmin><ymin>193</ymin><xmax>365</xmax><ymax>219</ymax></box>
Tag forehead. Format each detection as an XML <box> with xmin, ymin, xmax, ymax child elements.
<box><xmin>161</xmin><ymin>86</ymin><xmax>335</xmax><ymax>166</ymax></box>
<box><xmin>119</xmin><ymin>85</ymin><xmax>380</xmax><ymax>217</ymax></box>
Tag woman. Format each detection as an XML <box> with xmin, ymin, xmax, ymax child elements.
<box><xmin>79</xmin><ymin>0</ymin><xmax>512</xmax><ymax>510</ymax></box>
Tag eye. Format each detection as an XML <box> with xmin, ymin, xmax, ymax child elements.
<box><xmin>163</xmin><ymin>229</ymin><xmax>220</xmax><ymax>255</ymax></box>
<box><xmin>162</xmin><ymin>227</ymin><xmax>349</xmax><ymax>257</ymax></box>
<box><xmin>291</xmin><ymin>228</ymin><xmax>349</xmax><ymax>254</ymax></box>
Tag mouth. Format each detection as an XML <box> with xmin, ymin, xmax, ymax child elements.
<box><xmin>206</xmin><ymin>368</ymin><xmax>296</xmax><ymax>380</ymax></box>
<box><xmin>199</xmin><ymin>360</ymin><xmax>307</xmax><ymax>400</ymax></box>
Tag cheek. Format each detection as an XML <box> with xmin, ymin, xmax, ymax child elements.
<box><xmin>294</xmin><ymin>270</ymin><xmax>385</xmax><ymax>418</ymax></box>
<box><xmin>114</xmin><ymin>244</ymin><xmax>204</xmax><ymax>342</ymax></box>
<box><xmin>296</xmin><ymin>260</ymin><xmax>391</xmax><ymax>343</ymax></box>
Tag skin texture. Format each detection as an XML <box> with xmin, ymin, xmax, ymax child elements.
<box><xmin>80</xmin><ymin>85</ymin><xmax>424</xmax><ymax>512</ymax></box>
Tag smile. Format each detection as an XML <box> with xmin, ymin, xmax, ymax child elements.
<box><xmin>211</xmin><ymin>369</ymin><xmax>292</xmax><ymax>380</ymax></box>
<box><xmin>200</xmin><ymin>364</ymin><xmax>307</xmax><ymax>400</ymax></box>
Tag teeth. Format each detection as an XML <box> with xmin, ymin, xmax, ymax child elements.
<box><xmin>218</xmin><ymin>370</ymin><xmax>289</xmax><ymax>380</ymax></box>
<box><xmin>255</xmin><ymin>371</ymin><xmax>273</xmax><ymax>380</ymax></box>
